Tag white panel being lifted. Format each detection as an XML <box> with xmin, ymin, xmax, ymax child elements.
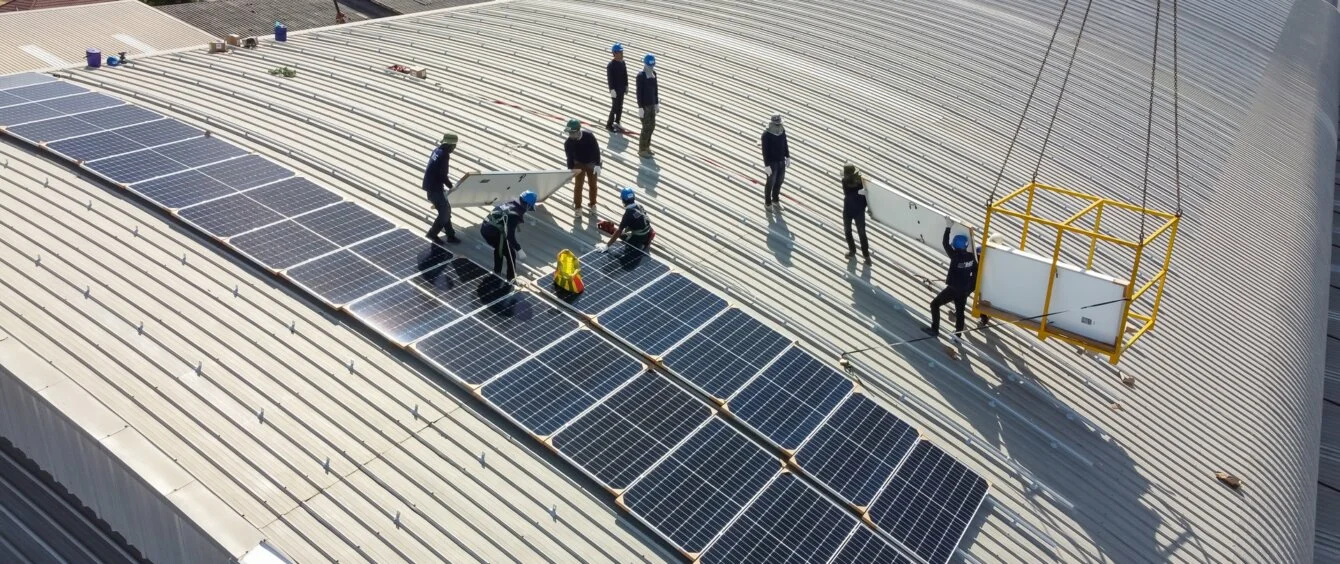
<box><xmin>866</xmin><ymin>181</ymin><xmax>974</xmax><ymax>252</ymax></box>
<box><xmin>977</xmin><ymin>243</ymin><xmax>1128</xmax><ymax>347</ymax></box>
<box><xmin>448</xmin><ymin>169</ymin><xmax>574</xmax><ymax>207</ymax></box>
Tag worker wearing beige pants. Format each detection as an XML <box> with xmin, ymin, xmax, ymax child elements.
<box><xmin>563</xmin><ymin>119</ymin><xmax>604</xmax><ymax>208</ymax></box>
<box><xmin>572</xmin><ymin>164</ymin><xmax>599</xmax><ymax>208</ymax></box>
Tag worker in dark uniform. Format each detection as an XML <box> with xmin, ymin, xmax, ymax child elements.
<box><xmin>636</xmin><ymin>54</ymin><xmax>659</xmax><ymax>158</ymax></box>
<box><xmin>563</xmin><ymin>118</ymin><xmax>603</xmax><ymax>209</ymax></box>
<box><xmin>606</xmin><ymin>43</ymin><xmax>628</xmax><ymax>132</ymax></box>
<box><xmin>841</xmin><ymin>163</ymin><xmax>870</xmax><ymax>260</ymax></box>
<box><xmin>923</xmin><ymin>217</ymin><xmax>977</xmax><ymax>338</ymax></box>
<box><xmin>423</xmin><ymin>132</ymin><xmax>461</xmax><ymax>243</ymax></box>
<box><xmin>761</xmin><ymin>114</ymin><xmax>790</xmax><ymax>207</ymax></box>
<box><xmin>480</xmin><ymin>190</ymin><xmax>538</xmax><ymax>281</ymax></box>
<box><xmin>598</xmin><ymin>187</ymin><xmax>655</xmax><ymax>253</ymax></box>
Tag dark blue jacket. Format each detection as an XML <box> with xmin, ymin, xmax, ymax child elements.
<box><xmin>422</xmin><ymin>145</ymin><xmax>453</xmax><ymax>195</ymax></box>
<box><xmin>842</xmin><ymin>174</ymin><xmax>867</xmax><ymax>212</ymax></box>
<box><xmin>762</xmin><ymin>131</ymin><xmax>789</xmax><ymax>164</ymax></box>
<box><xmin>636</xmin><ymin>70</ymin><xmax>658</xmax><ymax>108</ymax></box>
<box><xmin>564</xmin><ymin>130</ymin><xmax>602</xmax><ymax>168</ymax></box>
<box><xmin>607</xmin><ymin>60</ymin><xmax>628</xmax><ymax>94</ymax></box>
<box><xmin>942</xmin><ymin>227</ymin><xmax>978</xmax><ymax>292</ymax></box>
<box><xmin>484</xmin><ymin>200</ymin><xmax>528</xmax><ymax>250</ymax></box>
<box><xmin>619</xmin><ymin>201</ymin><xmax>652</xmax><ymax>235</ymax></box>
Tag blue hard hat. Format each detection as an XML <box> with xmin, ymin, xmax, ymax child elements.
<box><xmin>643</xmin><ymin>54</ymin><xmax>656</xmax><ymax>66</ymax></box>
<box><xmin>520</xmin><ymin>190</ymin><xmax>537</xmax><ymax>209</ymax></box>
<box><xmin>612</xmin><ymin>43</ymin><xmax>624</xmax><ymax>53</ymax></box>
<box><xmin>620</xmin><ymin>187</ymin><xmax>636</xmax><ymax>202</ymax></box>
<box><xmin>951</xmin><ymin>234</ymin><xmax>969</xmax><ymax>250</ymax></box>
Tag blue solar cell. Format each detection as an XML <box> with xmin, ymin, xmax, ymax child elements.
<box><xmin>0</xmin><ymin>91</ymin><xmax>27</xmax><ymax>108</ymax></box>
<box><xmin>351</xmin><ymin>229</ymin><xmax>453</xmax><ymax>280</ymax></box>
<box><xmin>291</xmin><ymin>201</ymin><xmax>392</xmax><ymax>247</ymax></box>
<box><xmin>729</xmin><ymin>347</ymin><xmax>852</xmax><ymax>451</ymax></box>
<box><xmin>552</xmin><ymin>372</ymin><xmax>712</xmax><ymax>490</ymax></box>
<box><xmin>114</xmin><ymin>119</ymin><xmax>202</xmax><ymax>148</ymax></box>
<box><xmin>87</xmin><ymin>148</ymin><xmax>190</xmax><ymax>184</ymax></box>
<box><xmin>414</xmin><ymin>316</ymin><xmax>537</xmax><ymax>385</ymax></box>
<box><xmin>7</xmin><ymin>114</ymin><xmax>106</xmax><ymax>143</ymax></box>
<box><xmin>7</xmin><ymin>81</ymin><xmax>87</xmax><ymax>102</ymax></box>
<box><xmin>0</xmin><ymin>102</ymin><xmax>62</xmax><ymax>126</ymax></box>
<box><xmin>867</xmin><ymin>441</ymin><xmax>988</xmax><ymax>564</ymax></box>
<box><xmin>47</xmin><ymin>130</ymin><xmax>139</xmax><ymax>162</ymax></box>
<box><xmin>39</xmin><ymin>93</ymin><xmax>121</xmax><ymax>115</ymax></box>
<box><xmin>0</xmin><ymin>73</ymin><xmax>57</xmax><ymax>91</ymax></box>
<box><xmin>482</xmin><ymin>331</ymin><xmax>641</xmax><ymax>436</ymax></box>
<box><xmin>130</xmin><ymin>169</ymin><xmax>236</xmax><ymax>209</ymax></box>
<box><xmin>600</xmin><ymin>273</ymin><xmax>727</xmax><ymax>356</ymax></box>
<box><xmin>152</xmin><ymin>136</ymin><xmax>246</xmax><ymax>168</ymax></box>
<box><xmin>348</xmin><ymin>281</ymin><xmax>465</xmax><ymax>345</ymax></box>
<box><xmin>286</xmin><ymin>250</ymin><xmax>400</xmax><ymax>306</ymax></box>
<box><xmin>831</xmin><ymin>527</ymin><xmax>913</xmax><ymax>564</ymax></box>
<box><xmin>415</xmin><ymin>259</ymin><xmax>507</xmax><ymax>314</ymax></box>
<box><xmin>196</xmin><ymin>154</ymin><xmax>292</xmax><ymax>191</ymax></box>
<box><xmin>240</xmin><ymin>177</ymin><xmax>340</xmax><ymax>217</ymax></box>
<box><xmin>230</xmin><ymin>220</ymin><xmax>339</xmax><ymax>270</ymax></box>
<box><xmin>622</xmin><ymin>419</ymin><xmax>778</xmax><ymax>555</ymax></box>
<box><xmin>662</xmin><ymin>308</ymin><xmax>791</xmax><ymax>400</ymax></box>
<box><xmin>76</xmin><ymin>105</ymin><xmax>160</xmax><ymax>129</ymax></box>
<box><xmin>177</xmin><ymin>191</ymin><xmax>286</xmax><ymax>238</ymax></box>
<box><xmin>793</xmin><ymin>394</ymin><xmax>919</xmax><ymax>508</ymax></box>
<box><xmin>555</xmin><ymin>248</ymin><xmax>670</xmax><ymax>314</ymax></box>
<box><xmin>468</xmin><ymin>291</ymin><xmax>577</xmax><ymax>351</ymax></box>
<box><xmin>699</xmin><ymin>473</ymin><xmax>856</xmax><ymax>564</ymax></box>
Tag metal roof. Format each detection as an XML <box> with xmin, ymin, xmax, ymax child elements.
<box><xmin>367</xmin><ymin>0</ymin><xmax>489</xmax><ymax>15</ymax></box>
<box><xmin>155</xmin><ymin>0</ymin><xmax>386</xmax><ymax>40</ymax></box>
<box><xmin>0</xmin><ymin>0</ymin><xmax>113</xmax><ymax>12</ymax></box>
<box><xmin>0</xmin><ymin>0</ymin><xmax>1336</xmax><ymax>561</ymax></box>
<box><xmin>0</xmin><ymin>444</ymin><xmax>139</xmax><ymax>563</ymax></box>
<box><xmin>0</xmin><ymin>0</ymin><xmax>214</xmax><ymax>75</ymax></box>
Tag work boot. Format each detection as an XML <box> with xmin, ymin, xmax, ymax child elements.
<box><xmin>845</xmin><ymin>249</ymin><xmax>856</xmax><ymax>259</ymax></box>
<box><xmin>979</xmin><ymin>315</ymin><xmax>990</xmax><ymax>327</ymax></box>
<box><xmin>606</xmin><ymin>123</ymin><xmax>616</xmax><ymax>132</ymax></box>
<box><xmin>446</xmin><ymin>235</ymin><xmax>462</xmax><ymax>244</ymax></box>
<box><xmin>921</xmin><ymin>326</ymin><xmax>938</xmax><ymax>338</ymax></box>
<box><xmin>863</xmin><ymin>251</ymin><xmax>872</xmax><ymax>262</ymax></box>
<box><xmin>426</xmin><ymin>231</ymin><xmax>440</xmax><ymax>240</ymax></box>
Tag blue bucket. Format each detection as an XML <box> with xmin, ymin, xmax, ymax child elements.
<box><xmin>85</xmin><ymin>48</ymin><xmax>101</xmax><ymax>68</ymax></box>
<box><xmin>274</xmin><ymin>22</ymin><xmax>288</xmax><ymax>42</ymax></box>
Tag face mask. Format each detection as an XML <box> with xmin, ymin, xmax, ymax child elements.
<box><xmin>567</xmin><ymin>131</ymin><xmax>581</xmax><ymax>140</ymax></box>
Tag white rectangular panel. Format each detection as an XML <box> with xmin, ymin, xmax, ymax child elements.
<box><xmin>447</xmin><ymin>169</ymin><xmax>574</xmax><ymax>208</ymax></box>
<box><xmin>978</xmin><ymin>244</ymin><xmax>1127</xmax><ymax>346</ymax></box>
<box><xmin>866</xmin><ymin>181</ymin><xmax>974</xmax><ymax>251</ymax></box>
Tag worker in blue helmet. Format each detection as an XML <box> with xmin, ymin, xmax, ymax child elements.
<box><xmin>635</xmin><ymin>53</ymin><xmax>659</xmax><ymax>158</ymax></box>
<box><xmin>563</xmin><ymin>118</ymin><xmax>603</xmax><ymax>208</ymax></box>
<box><xmin>606</xmin><ymin>43</ymin><xmax>628</xmax><ymax>132</ymax></box>
<box><xmin>923</xmin><ymin>216</ymin><xmax>978</xmax><ymax>338</ymax></box>
<box><xmin>597</xmin><ymin>187</ymin><xmax>655</xmax><ymax>253</ymax></box>
<box><xmin>480</xmin><ymin>191</ymin><xmax>538</xmax><ymax>281</ymax></box>
<box><xmin>423</xmin><ymin>132</ymin><xmax>462</xmax><ymax>243</ymax></box>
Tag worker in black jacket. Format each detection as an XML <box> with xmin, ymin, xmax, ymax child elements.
<box><xmin>606</xmin><ymin>43</ymin><xmax>628</xmax><ymax>132</ymax></box>
<box><xmin>841</xmin><ymin>164</ymin><xmax>870</xmax><ymax>260</ymax></box>
<box><xmin>636</xmin><ymin>54</ymin><xmax>659</xmax><ymax>158</ymax></box>
<box><xmin>598</xmin><ymin>187</ymin><xmax>655</xmax><ymax>253</ymax></box>
<box><xmin>923</xmin><ymin>217</ymin><xmax>978</xmax><ymax>338</ymax></box>
<box><xmin>761</xmin><ymin>114</ymin><xmax>790</xmax><ymax>207</ymax></box>
<box><xmin>563</xmin><ymin>119</ymin><xmax>603</xmax><ymax>208</ymax></box>
<box><xmin>422</xmin><ymin>132</ymin><xmax>461</xmax><ymax>243</ymax></box>
<box><xmin>480</xmin><ymin>191</ymin><xmax>537</xmax><ymax>281</ymax></box>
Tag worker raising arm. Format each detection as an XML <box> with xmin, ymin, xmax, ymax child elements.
<box><xmin>923</xmin><ymin>217</ymin><xmax>977</xmax><ymax>339</ymax></box>
<box><xmin>597</xmin><ymin>187</ymin><xmax>655</xmax><ymax>253</ymax></box>
<box><xmin>841</xmin><ymin>163</ymin><xmax>870</xmax><ymax>260</ymax></box>
<box><xmin>480</xmin><ymin>191</ymin><xmax>538</xmax><ymax>282</ymax></box>
<box><xmin>563</xmin><ymin>119</ymin><xmax>603</xmax><ymax>209</ymax></box>
<box><xmin>423</xmin><ymin>132</ymin><xmax>461</xmax><ymax>243</ymax></box>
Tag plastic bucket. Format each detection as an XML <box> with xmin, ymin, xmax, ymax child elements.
<box><xmin>85</xmin><ymin>48</ymin><xmax>101</xmax><ymax>68</ymax></box>
<box><xmin>274</xmin><ymin>23</ymin><xmax>287</xmax><ymax>41</ymax></box>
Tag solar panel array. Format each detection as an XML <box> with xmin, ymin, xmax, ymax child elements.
<box><xmin>545</xmin><ymin>247</ymin><xmax>991</xmax><ymax>563</ymax></box>
<box><xmin>1</xmin><ymin>74</ymin><xmax>985</xmax><ymax>563</ymax></box>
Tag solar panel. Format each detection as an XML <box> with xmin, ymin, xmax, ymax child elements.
<box><xmin>413</xmin><ymin>258</ymin><xmax>502</xmax><ymax>314</ymax></box>
<box><xmin>699</xmin><ymin>473</ymin><xmax>856</xmax><ymax>564</ymax></box>
<box><xmin>48</xmin><ymin>130</ymin><xmax>140</xmax><ymax>162</ymax></box>
<box><xmin>39</xmin><ymin>93</ymin><xmax>121</xmax><ymax>115</ymax></box>
<box><xmin>229</xmin><ymin>220</ymin><xmax>339</xmax><ymax>270</ymax></box>
<box><xmin>866</xmin><ymin>441</ymin><xmax>988</xmax><ymax>564</ymax></box>
<box><xmin>286</xmin><ymin>250</ymin><xmax>400</xmax><ymax>306</ymax></box>
<box><xmin>0</xmin><ymin>102</ymin><xmax>63</xmax><ymax>126</ymax></box>
<box><xmin>554</xmin><ymin>248</ymin><xmax>670</xmax><ymax>314</ymax></box>
<box><xmin>729</xmin><ymin>347</ymin><xmax>852</xmax><ymax>451</ymax></box>
<box><xmin>0</xmin><ymin>91</ymin><xmax>27</xmax><ymax>108</ymax></box>
<box><xmin>832</xmin><ymin>527</ymin><xmax>914</xmax><ymax>564</ymax></box>
<box><xmin>130</xmin><ymin>169</ymin><xmax>238</xmax><ymax>210</ymax></box>
<box><xmin>350</xmin><ymin>229</ymin><xmax>453</xmax><ymax>280</ymax></box>
<box><xmin>87</xmin><ymin>148</ymin><xmax>191</xmax><ymax>184</ymax></box>
<box><xmin>662</xmin><ymin>308</ymin><xmax>791</xmax><ymax>400</ymax></box>
<box><xmin>292</xmin><ymin>201</ymin><xmax>393</xmax><ymax>247</ymax></box>
<box><xmin>114</xmin><ymin>119</ymin><xmax>202</xmax><ymax>148</ymax></box>
<box><xmin>7</xmin><ymin>114</ymin><xmax>105</xmax><ymax>142</ymax></box>
<box><xmin>152</xmin><ymin>136</ymin><xmax>246</xmax><ymax>169</ymax></box>
<box><xmin>415</xmin><ymin>317</ymin><xmax>542</xmax><ymax>385</ymax></box>
<box><xmin>622</xmin><ymin>419</ymin><xmax>778</xmax><ymax>556</ymax></box>
<box><xmin>793</xmin><ymin>394</ymin><xmax>919</xmax><ymax>508</ymax></box>
<box><xmin>466</xmin><ymin>290</ymin><xmax>578</xmax><ymax>351</ymax></box>
<box><xmin>347</xmin><ymin>281</ymin><xmax>464</xmax><ymax>345</ymax></box>
<box><xmin>552</xmin><ymin>372</ymin><xmax>712</xmax><ymax>490</ymax></box>
<box><xmin>196</xmin><ymin>154</ymin><xmax>293</xmax><ymax>191</ymax></box>
<box><xmin>177</xmin><ymin>192</ymin><xmax>286</xmax><ymax>238</ymax></box>
<box><xmin>0</xmin><ymin>73</ymin><xmax>57</xmax><ymax>91</ymax></box>
<box><xmin>240</xmin><ymin>177</ymin><xmax>341</xmax><ymax>217</ymax></box>
<box><xmin>76</xmin><ymin>104</ymin><xmax>160</xmax><ymax>129</ymax></box>
<box><xmin>481</xmin><ymin>331</ymin><xmax>642</xmax><ymax>436</ymax></box>
<box><xmin>600</xmin><ymin>273</ymin><xmax>728</xmax><ymax>356</ymax></box>
<box><xmin>7</xmin><ymin>81</ymin><xmax>87</xmax><ymax>102</ymax></box>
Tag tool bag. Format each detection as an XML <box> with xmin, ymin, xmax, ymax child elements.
<box><xmin>597</xmin><ymin>220</ymin><xmax>617</xmax><ymax>235</ymax></box>
<box><xmin>553</xmin><ymin>249</ymin><xmax>585</xmax><ymax>294</ymax></box>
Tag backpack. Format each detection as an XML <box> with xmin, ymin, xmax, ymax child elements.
<box><xmin>553</xmin><ymin>249</ymin><xmax>585</xmax><ymax>294</ymax></box>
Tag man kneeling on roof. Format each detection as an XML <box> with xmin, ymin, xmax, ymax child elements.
<box><xmin>596</xmin><ymin>187</ymin><xmax>655</xmax><ymax>253</ymax></box>
<box><xmin>480</xmin><ymin>191</ymin><xmax>538</xmax><ymax>282</ymax></box>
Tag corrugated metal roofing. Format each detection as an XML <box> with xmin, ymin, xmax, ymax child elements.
<box><xmin>1</xmin><ymin>0</ymin><xmax>1336</xmax><ymax>560</ymax></box>
<box><xmin>368</xmin><ymin>0</ymin><xmax>487</xmax><ymax>15</ymax></box>
<box><xmin>0</xmin><ymin>0</ymin><xmax>113</xmax><ymax>13</ymax></box>
<box><xmin>0</xmin><ymin>0</ymin><xmax>214</xmax><ymax>75</ymax></box>
<box><xmin>0</xmin><ymin>445</ymin><xmax>138</xmax><ymax>563</ymax></box>
<box><xmin>155</xmin><ymin>0</ymin><xmax>385</xmax><ymax>40</ymax></box>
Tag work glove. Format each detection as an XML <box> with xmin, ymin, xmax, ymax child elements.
<box><xmin>638</xmin><ymin>108</ymin><xmax>645</xmax><ymax>118</ymax></box>
<box><xmin>610</xmin><ymin>89</ymin><xmax>617</xmax><ymax>98</ymax></box>
<box><xmin>765</xmin><ymin>165</ymin><xmax>773</xmax><ymax>176</ymax></box>
<box><xmin>654</xmin><ymin>104</ymin><xmax>660</xmax><ymax>113</ymax></box>
<box><xmin>516</xmin><ymin>249</ymin><xmax>527</xmax><ymax>261</ymax></box>
<box><xmin>784</xmin><ymin>157</ymin><xmax>791</xmax><ymax>168</ymax></box>
<box><xmin>858</xmin><ymin>188</ymin><xmax>868</xmax><ymax>196</ymax></box>
<box><xmin>945</xmin><ymin>216</ymin><xmax>954</xmax><ymax>228</ymax></box>
<box><xmin>594</xmin><ymin>243</ymin><xmax>609</xmax><ymax>253</ymax></box>
<box><xmin>594</xmin><ymin>165</ymin><xmax>602</xmax><ymax>176</ymax></box>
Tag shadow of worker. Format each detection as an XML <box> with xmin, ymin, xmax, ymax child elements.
<box><xmin>766</xmin><ymin>206</ymin><xmax>793</xmax><ymax>266</ymax></box>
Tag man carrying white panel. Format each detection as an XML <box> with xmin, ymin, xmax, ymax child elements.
<box><xmin>563</xmin><ymin>119</ymin><xmax>603</xmax><ymax>209</ymax></box>
<box><xmin>923</xmin><ymin>217</ymin><xmax>977</xmax><ymax>339</ymax></box>
<box><xmin>480</xmin><ymin>191</ymin><xmax>538</xmax><ymax>281</ymax></box>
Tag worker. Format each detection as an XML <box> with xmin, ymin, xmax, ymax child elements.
<box><xmin>923</xmin><ymin>217</ymin><xmax>978</xmax><ymax>339</ymax></box>
<box><xmin>423</xmin><ymin>132</ymin><xmax>461</xmax><ymax>243</ymax></box>
<box><xmin>841</xmin><ymin>163</ymin><xmax>870</xmax><ymax>260</ymax></box>
<box><xmin>563</xmin><ymin>118</ymin><xmax>603</xmax><ymax>208</ymax></box>
<box><xmin>636</xmin><ymin>54</ymin><xmax>659</xmax><ymax>158</ymax></box>
<box><xmin>597</xmin><ymin>187</ymin><xmax>655</xmax><ymax>253</ymax></box>
<box><xmin>606</xmin><ymin>43</ymin><xmax>628</xmax><ymax>132</ymax></box>
<box><xmin>761</xmin><ymin>114</ymin><xmax>790</xmax><ymax>207</ymax></box>
<box><xmin>480</xmin><ymin>190</ymin><xmax>538</xmax><ymax>281</ymax></box>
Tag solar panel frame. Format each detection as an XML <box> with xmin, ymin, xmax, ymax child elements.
<box><xmin>350</xmin><ymin>229</ymin><xmax>454</xmax><ymax>280</ymax></box>
<box><xmin>661</xmin><ymin>308</ymin><xmax>792</xmax><ymax>401</ymax></box>
<box><xmin>0</xmin><ymin>102</ymin><xmax>64</xmax><ymax>126</ymax></box>
<box><xmin>831</xmin><ymin>526</ymin><xmax>915</xmax><ymax>564</ymax></box>
<box><xmin>0</xmin><ymin>73</ymin><xmax>58</xmax><ymax>91</ymax></box>
<box><xmin>548</xmin><ymin>248</ymin><xmax>671</xmax><ymax>315</ymax></box>
<box><xmin>698</xmin><ymin>473</ymin><xmax>859</xmax><ymax>564</ymax></box>
<box><xmin>47</xmin><ymin>130</ymin><xmax>142</xmax><ymax>162</ymax></box>
<box><xmin>291</xmin><ymin>201</ymin><xmax>394</xmax><ymax>247</ymax></box>
<box><xmin>599</xmin><ymin>273</ymin><xmax>729</xmax><ymax>357</ymax></box>
<box><xmin>727</xmin><ymin>346</ymin><xmax>854</xmax><ymax>452</ymax></box>
<box><xmin>6</xmin><ymin>81</ymin><xmax>88</xmax><ymax>102</ymax></box>
<box><xmin>415</xmin><ymin>316</ymin><xmax>573</xmax><ymax>386</ymax></box>
<box><xmin>792</xmin><ymin>394</ymin><xmax>920</xmax><ymax>509</ymax></box>
<box><xmin>38</xmin><ymin>93</ymin><xmax>122</xmax><ymax>115</ymax></box>
<box><xmin>439</xmin><ymin>290</ymin><xmax>579</xmax><ymax>352</ymax></box>
<box><xmin>7</xmin><ymin>113</ymin><xmax>106</xmax><ymax>142</ymax></box>
<box><xmin>0</xmin><ymin>90</ymin><xmax>29</xmax><ymax>108</ymax></box>
<box><xmin>151</xmin><ymin>137</ymin><xmax>247</xmax><ymax>169</ymax></box>
<box><xmin>75</xmin><ymin>104</ymin><xmax>161</xmax><ymax>130</ymax></box>
<box><xmin>285</xmin><ymin>250</ymin><xmax>401</xmax><ymax>308</ymax></box>
<box><xmin>239</xmin><ymin>177</ymin><xmax>341</xmax><ymax>217</ymax></box>
<box><xmin>195</xmin><ymin>154</ymin><xmax>293</xmax><ymax>191</ymax></box>
<box><xmin>86</xmin><ymin>148</ymin><xmax>191</xmax><ymax>184</ymax></box>
<box><xmin>129</xmin><ymin>169</ymin><xmax>238</xmax><ymax>210</ymax></box>
<box><xmin>113</xmin><ymin>119</ymin><xmax>204</xmax><ymax>148</ymax></box>
<box><xmin>228</xmin><ymin>219</ymin><xmax>340</xmax><ymax>271</ymax></box>
<box><xmin>176</xmin><ymin>191</ymin><xmax>287</xmax><ymax>238</ymax></box>
<box><xmin>347</xmin><ymin>281</ymin><xmax>466</xmax><ymax>346</ymax></box>
<box><xmin>866</xmin><ymin>441</ymin><xmax>989</xmax><ymax>564</ymax></box>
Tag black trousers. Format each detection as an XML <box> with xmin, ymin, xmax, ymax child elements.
<box><xmin>426</xmin><ymin>191</ymin><xmax>454</xmax><ymax>239</ymax></box>
<box><xmin>607</xmin><ymin>92</ymin><xmax>625</xmax><ymax>128</ymax></box>
<box><xmin>843</xmin><ymin>201</ymin><xmax>868</xmax><ymax>254</ymax></box>
<box><xmin>930</xmin><ymin>287</ymin><xmax>970</xmax><ymax>333</ymax></box>
<box><xmin>481</xmin><ymin>225</ymin><xmax>517</xmax><ymax>280</ymax></box>
<box><xmin>764</xmin><ymin>161</ymin><xmax>786</xmax><ymax>203</ymax></box>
